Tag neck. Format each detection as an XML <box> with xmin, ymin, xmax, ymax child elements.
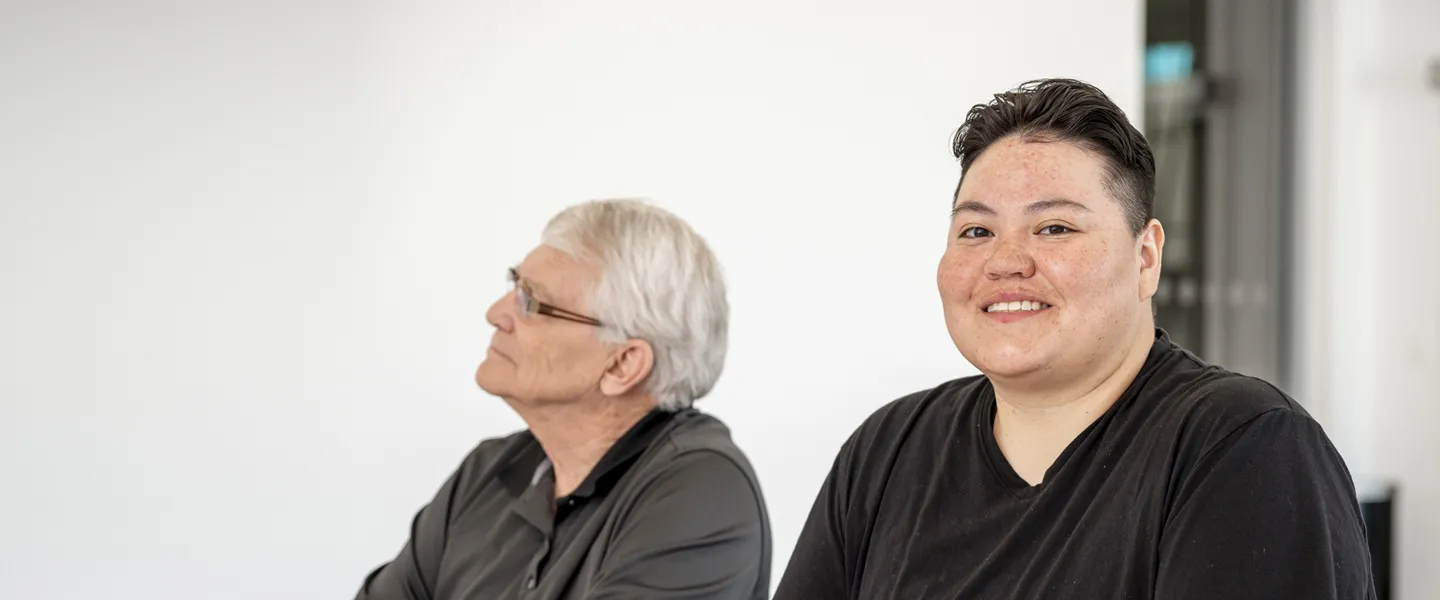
<box><xmin>514</xmin><ymin>396</ymin><xmax>655</xmax><ymax>499</ymax></box>
<box><xmin>991</xmin><ymin>323</ymin><xmax>1155</xmax><ymax>485</ymax></box>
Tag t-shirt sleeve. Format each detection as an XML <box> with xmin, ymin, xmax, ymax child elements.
<box><xmin>771</xmin><ymin>433</ymin><xmax>856</xmax><ymax>600</ymax></box>
<box><xmin>773</xmin><ymin>388</ymin><xmax>937</xmax><ymax>600</ymax></box>
<box><xmin>584</xmin><ymin>450</ymin><xmax>768</xmax><ymax>600</ymax></box>
<box><xmin>1155</xmin><ymin>408</ymin><xmax>1376</xmax><ymax>599</ymax></box>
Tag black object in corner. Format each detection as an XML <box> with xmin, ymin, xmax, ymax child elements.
<box><xmin>1358</xmin><ymin>483</ymin><xmax>1396</xmax><ymax>600</ymax></box>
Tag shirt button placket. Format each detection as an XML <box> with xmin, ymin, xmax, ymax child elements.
<box><xmin>525</xmin><ymin>538</ymin><xmax>550</xmax><ymax>592</ymax></box>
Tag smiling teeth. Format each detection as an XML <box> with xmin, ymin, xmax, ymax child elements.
<box><xmin>986</xmin><ymin>300</ymin><xmax>1051</xmax><ymax>312</ymax></box>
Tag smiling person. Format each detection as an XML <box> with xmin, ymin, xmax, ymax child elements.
<box><xmin>356</xmin><ymin>199</ymin><xmax>771</xmax><ymax>600</ymax></box>
<box><xmin>772</xmin><ymin>79</ymin><xmax>1375</xmax><ymax>599</ymax></box>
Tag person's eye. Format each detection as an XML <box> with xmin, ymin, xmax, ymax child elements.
<box><xmin>1038</xmin><ymin>224</ymin><xmax>1075</xmax><ymax>235</ymax></box>
<box><xmin>959</xmin><ymin>226</ymin><xmax>993</xmax><ymax>239</ymax></box>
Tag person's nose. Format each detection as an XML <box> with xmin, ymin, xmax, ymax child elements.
<box><xmin>983</xmin><ymin>235</ymin><xmax>1037</xmax><ymax>280</ymax></box>
<box><xmin>486</xmin><ymin>288</ymin><xmax>518</xmax><ymax>332</ymax></box>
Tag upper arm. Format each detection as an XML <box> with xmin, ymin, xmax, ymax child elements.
<box><xmin>1155</xmin><ymin>409</ymin><xmax>1376</xmax><ymax>600</ymax></box>
<box><xmin>354</xmin><ymin>472</ymin><xmax>456</xmax><ymax>600</ymax></box>
<box><xmin>772</xmin><ymin>388</ymin><xmax>939</xmax><ymax>600</ymax></box>
<box><xmin>772</xmin><ymin>436</ymin><xmax>855</xmax><ymax>600</ymax></box>
<box><xmin>586</xmin><ymin>450</ymin><xmax>769</xmax><ymax>600</ymax></box>
<box><xmin>355</xmin><ymin>438</ymin><xmax>508</xmax><ymax>600</ymax></box>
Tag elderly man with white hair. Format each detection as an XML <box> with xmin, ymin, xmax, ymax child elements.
<box><xmin>356</xmin><ymin>199</ymin><xmax>771</xmax><ymax>600</ymax></box>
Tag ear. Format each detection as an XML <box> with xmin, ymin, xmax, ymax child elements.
<box><xmin>599</xmin><ymin>338</ymin><xmax>655</xmax><ymax>398</ymax></box>
<box><xmin>1137</xmin><ymin>218</ymin><xmax>1165</xmax><ymax>301</ymax></box>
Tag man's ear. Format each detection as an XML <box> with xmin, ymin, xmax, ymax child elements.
<box><xmin>599</xmin><ymin>338</ymin><xmax>655</xmax><ymax>398</ymax></box>
<box><xmin>1138</xmin><ymin>218</ymin><xmax>1165</xmax><ymax>301</ymax></box>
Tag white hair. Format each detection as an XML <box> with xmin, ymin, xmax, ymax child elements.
<box><xmin>541</xmin><ymin>198</ymin><xmax>728</xmax><ymax>411</ymax></box>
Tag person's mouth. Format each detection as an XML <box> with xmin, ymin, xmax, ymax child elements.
<box><xmin>983</xmin><ymin>300</ymin><xmax>1052</xmax><ymax>313</ymax></box>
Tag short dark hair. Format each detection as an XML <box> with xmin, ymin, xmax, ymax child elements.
<box><xmin>950</xmin><ymin>78</ymin><xmax>1156</xmax><ymax>236</ymax></box>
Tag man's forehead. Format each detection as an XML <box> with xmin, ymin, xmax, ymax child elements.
<box><xmin>515</xmin><ymin>247</ymin><xmax>590</xmax><ymax>299</ymax></box>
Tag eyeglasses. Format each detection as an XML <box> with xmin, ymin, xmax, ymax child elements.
<box><xmin>507</xmin><ymin>268</ymin><xmax>603</xmax><ymax>327</ymax></box>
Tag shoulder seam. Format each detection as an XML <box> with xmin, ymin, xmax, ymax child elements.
<box><xmin>1166</xmin><ymin>406</ymin><xmax>1301</xmax><ymax>524</ymax></box>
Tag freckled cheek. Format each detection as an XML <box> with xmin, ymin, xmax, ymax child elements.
<box><xmin>1036</xmin><ymin>257</ymin><xmax>1080</xmax><ymax>284</ymax></box>
<box><xmin>936</xmin><ymin>253</ymin><xmax>981</xmax><ymax>301</ymax></box>
<box><xmin>1037</xmin><ymin>251</ymin><xmax>1121</xmax><ymax>304</ymax></box>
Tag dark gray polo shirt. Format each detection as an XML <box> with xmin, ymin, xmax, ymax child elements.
<box><xmin>356</xmin><ymin>408</ymin><xmax>772</xmax><ymax>600</ymax></box>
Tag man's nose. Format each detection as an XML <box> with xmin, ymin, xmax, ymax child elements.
<box><xmin>486</xmin><ymin>289</ymin><xmax>518</xmax><ymax>331</ymax></box>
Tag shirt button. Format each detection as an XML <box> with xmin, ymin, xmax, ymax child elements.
<box><xmin>526</xmin><ymin>575</ymin><xmax>537</xmax><ymax>589</ymax></box>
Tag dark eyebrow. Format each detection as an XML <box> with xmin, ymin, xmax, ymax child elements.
<box><xmin>950</xmin><ymin>198</ymin><xmax>1092</xmax><ymax>218</ymax></box>
<box><xmin>1026</xmin><ymin>198</ymin><xmax>1092</xmax><ymax>214</ymax></box>
<box><xmin>950</xmin><ymin>200</ymin><xmax>996</xmax><ymax>218</ymax></box>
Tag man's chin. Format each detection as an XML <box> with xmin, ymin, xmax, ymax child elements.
<box><xmin>474</xmin><ymin>364</ymin><xmax>510</xmax><ymax>398</ymax></box>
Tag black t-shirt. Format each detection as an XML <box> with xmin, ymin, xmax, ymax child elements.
<box><xmin>774</xmin><ymin>330</ymin><xmax>1375</xmax><ymax>599</ymax></box>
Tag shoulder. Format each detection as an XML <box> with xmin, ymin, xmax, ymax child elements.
<box><xmin>1180</xmin><ymin>373</ymin><xmax>1307</xmax><ymax>432</ymax></box>
<box><xmin>459</xmin><ymin>429</ymin><xmax>534</xmax><ymax>469</ymax></box>
<box><xmin>655</xmin><ymin>409</ymin><xmax>745</xmax><ymax>455</ymax></box>
<box><xmin>1140</xmin><ymin>343</ymin><xmax>1310</xmax><ymax>452</ymax></box>
<box><xmin>592</xmin><ymin>412</ymin><xmax>771</xmax><ymax>595</ymax></box>
<box><xmin>1135</xmin><ymin>342</ymin><xmax>1326</xmax><ymax>473</ymax></box>
<box><xmin>846</xmin><ymin>374</ymin><xmax>990</xmax><ymax>453</ymax></box>
<box><xmin>1182</xmin><ymin>377</ymin><xmax>1320</xmax><ymax>466</ymax></box>
<box><xmin>449</xmin><ymin>429</ymin><xmax>539</xmax><ymax>496</ymax></box>
<box><xmin>613</xmin><ymin>411</ymin><xmax>771</xmax><ymax>545</ymax></box>
<box><xmin>1151</xmin><ymin>377</ymin><xmax>1359</xmax><ymax>531</ymax></box>
<box><xmin>800</xmin><ymin>374</ymin><xmax>991</xmax><ymax>496</ymax></box>
<box><xmin>637</xmin><ymin>409</ymin><xmax>767</xmax><ymax>502</ymax></box>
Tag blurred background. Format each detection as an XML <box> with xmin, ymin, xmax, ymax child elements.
<box><xmin>2</xmin><ymin>0</ymin><xmax>1435</xmax><ymax>598</ymax></box>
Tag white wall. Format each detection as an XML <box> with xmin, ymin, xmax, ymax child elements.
<box><xmin>0</xmin><ymin>2</ymin><xmax>1142</xmax><ymax>597</ymax></box>
<box><xmin>1296</xmin><ymin>0</ymin><xmax>1440</xmax><ymax>597</ymax></box>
